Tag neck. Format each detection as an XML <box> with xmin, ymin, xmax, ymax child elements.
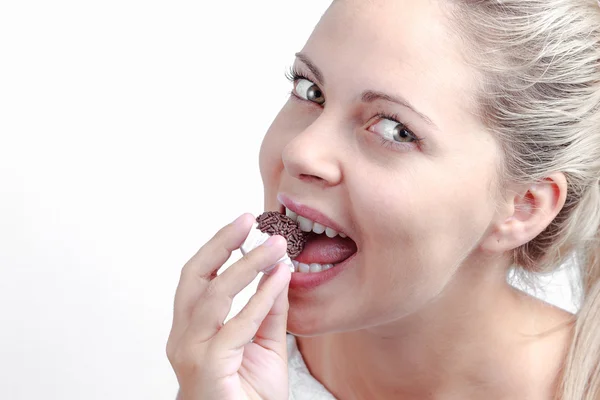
<box><xmin>295</xmin><ymin>256</ymin><xmax>573</xmax><ymax>399</ymax></box>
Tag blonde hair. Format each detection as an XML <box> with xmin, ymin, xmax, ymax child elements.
<box><xmin>443</xmin><ymin>0</ymin><xmax>600</xmax><ymax>398</ymax></box>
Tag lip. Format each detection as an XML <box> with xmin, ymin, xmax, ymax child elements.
<box><xmin>289</xmin><ymin>252</ymin><xmax>357</xmax><ymax>291</ymax></box>
<box><xmin>277</xmin><ymin>193</ymin><xmax>350</xmax><ymax>238</ymax></box>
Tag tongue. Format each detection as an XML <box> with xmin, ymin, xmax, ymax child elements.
<box><xmin>293</xmin><ymin>233</ymin><xmax>357</xmax><ymax>264</ymax></box>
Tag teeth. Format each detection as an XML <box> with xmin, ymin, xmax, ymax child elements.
<box><xmin>284</xmin><ymin>206</ymin><xmax>349</xmax><ymax>239</ymax></box>
<box><xmin>291</xmin><ymin>261</ymin><xmax>335</xmax><ymax>273</ymax></box>
<box><xmin>312</xmin><ymin>222</ymin><xmax>326</xmax><ymax>234</ymax></box>
<box><xmin>286</xmin><ymin>208</ymin><xmax>298</xmax><ymax>222</ymax></box>
<box><xmin>297</xmin><ymin>216</ymin><xmax>314</xmax><ymax>232</ymax></box>
<box><xmin>309</xmin><ymin>263</ymin><xmax>322</xmax><ymax>272</ymax></box>
<box><xmin>298</xmin><ymin>262</ymin><xmax>310</xmax><ymax>273</ymax></box>
<box><xmin>325</xmin><ymin>227</ymin><xmax>338</xmax><ymax>238</ymax></box>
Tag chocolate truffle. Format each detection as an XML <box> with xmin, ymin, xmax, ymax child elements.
<box><xmin>256</xmin><ymin>211</ymin><xmax>307</xmax><ymax>258</ymax></box>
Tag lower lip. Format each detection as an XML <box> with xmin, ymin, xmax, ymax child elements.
<box><xmin>289</xmin><ymin>252</ymin><xmax>357</xmax><ymax>291</ymax></box>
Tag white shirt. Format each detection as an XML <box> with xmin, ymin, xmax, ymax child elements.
<box><xmin>287</xmin><ymin>334</ymin><xmax>337</xmax><ymax>400</ymax></box>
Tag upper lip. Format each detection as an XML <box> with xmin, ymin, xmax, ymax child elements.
<box><xmin>277</xmin><ymin>193</ymin><xmax>352</xmax><ymax>239</ymax></box>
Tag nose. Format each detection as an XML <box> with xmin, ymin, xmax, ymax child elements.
<box><xmin>282</xmin><ymin>112</ymin><xmax>343</xmax><ymax>187</ymax></box>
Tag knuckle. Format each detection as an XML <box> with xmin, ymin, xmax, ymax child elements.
<box><xmin>246</xmin><ymin>314</ymin><xmax>261</xmax><ymax>335</ymax></box>
<box><xmin>239</xmin><ymin>251</ymin><xmax>256</xmax><ymax>267</ymax></box>
<box><xmin>254</xmin><ymin>284</ymin><xmax>269</xmax><ymax>298</ymax></box>
<box><xmin>166</xmin><ymin>330</ymin><xmax>183</xmax><ymax>358</ymax></box>
<box><xmin>172</xmin><ymin>354</ymin><xmax>198</xmax><ymax>373</ymax></box>
<box><xmin>240</xmin><ymin>295</ymin><xmax>265</xmax><ymax>325</ymax></box>
<box><xmin>180</xmin><ymin>258</ymin><xmax>201</xmax><ymax>281</ymax></box>
<box><xmin>204</xmin><ymin>281</ymin><xmax>220</xmax><ymax>299</ymax></box>
<box><xmin>197</xmin><ymin>282</ymin><xmax>234</xmax><ymax>318</ymax></box>
<box><xmin>241</xmin><ymin>245</ymin><xmax>269</xmax><ymax>266</ymax></box>
<box><xmin>179</xmin><ymin>263</ymin><xmax>192</xmax><ymax>280</ymax></box>
<box><xmin>178</xmin><ymin>264</ymin><xmax>201</xmax><ymax>287</ymax></box>
<box><xmin>169</xmin><ymin>343</ymin><xmax>207</xmax><ymax>374</ymax></box>
<box><xmin>238</xmin><ymin>310</ymin><xmax>261</xmax><ymax>336</ymax></box>
<box><xmin>166</xmin><ymin>343</ymin><xmax>187</xmax><ymax>367</ymax></box>
<box><xmin>179</xmin><ymin>226</ymin><xmax>232</xmax><ymax>276</ymax></box>
<box><xmin>167</xmin><ymin>342</ymin><xmax>190</xmax><ymax>367</ymax></box>
<box><xmin>212</xmin><ymin>223</ymin><xmax>231</xmax><ymax>243</ymax></box>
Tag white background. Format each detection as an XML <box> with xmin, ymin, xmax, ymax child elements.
<box><xmin>0</xmin><ymin>1</ymin><xmax>578</xmax><ymax>399</ymax></box>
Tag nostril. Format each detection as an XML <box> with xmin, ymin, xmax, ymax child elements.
<box><xmin>299</xmin><ymin>174</ymin><xmax>311</xmax><ymax>180</ymax></box>
<box><xmin>299</xmin><ymin>174</ymin><xmax>325</xmax><ymax>184</ymax></box>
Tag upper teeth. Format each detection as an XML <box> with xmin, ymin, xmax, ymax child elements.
<box><xmin>285</xmin><ymin>207</ymin><xmax>348</xmax><ymax>238</ymax></box>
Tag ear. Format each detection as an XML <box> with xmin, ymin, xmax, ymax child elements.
<box><xmin>480</xmin><ymin>172</ymin><xmax>568</xmax><ymax>254</ymax></box>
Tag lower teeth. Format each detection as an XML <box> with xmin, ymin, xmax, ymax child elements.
<box><xmin>291</xmin><ymin>260</ymin><xmax>334</xmax><ymax>273</ymax></box>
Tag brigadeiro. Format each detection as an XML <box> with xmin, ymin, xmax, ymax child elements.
<box><xmin>256</xmin><ymin>211</ymin><xmax>307</xmax><ymax>258</ymax></box>
<box><xmin>239</xmin><ymin>211</ymin><xmax>307</xmax><ymax>273</ymax></box>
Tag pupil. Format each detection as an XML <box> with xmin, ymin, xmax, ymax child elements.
<box><xmin>394</xmin><ymin>126</ymin><xmax>409</xmax><ymax>141</ymax></box>
<box><xmin>308</xmin><ymin>86</ymin><xmax>323</xmax><ymax>101</ymax></box>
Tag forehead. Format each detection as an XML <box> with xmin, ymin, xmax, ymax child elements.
<box><xmin>313</xmin><ymin>0</ymin><xmax>461</xmax><ymax>71</ymax></box>
<box><xmin>301</xmin><ymin>0</ymin><xmax>479</xmax><ymax>133</ymax></box>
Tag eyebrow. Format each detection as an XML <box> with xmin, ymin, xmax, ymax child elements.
<box><xmin>294</xmin><ymin>52</ymin><xmax>438</xmax><ymax>129</ymax></box>
<box><xmin>361</xmin><ymin>91</ymin><xmax>437</xmax><ymax>128</ymax></box>
<box><xmin>295</xmin><ymin>52</ymin><xmax>325</xmax><ymax>86</ymax></box>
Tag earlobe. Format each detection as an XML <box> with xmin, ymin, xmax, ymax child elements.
<box><xmin>480</xmin><ymin>173</ymin><xmax>567</xmax><ymax>255</ymax></box>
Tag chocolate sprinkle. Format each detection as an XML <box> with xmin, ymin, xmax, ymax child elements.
<box><xmin>256</xmin><ymin>211</ymin><xmax>307</xmax><ymax>258</ymax></box>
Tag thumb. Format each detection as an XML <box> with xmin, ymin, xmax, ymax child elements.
<box><xmin>252</xmin><ymin>263</ymin><xmax>291</xmax><ymax>357</ymax></box>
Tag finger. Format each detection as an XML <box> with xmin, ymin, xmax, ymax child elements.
<box><xmin>213</xmin><ymin>263</ymin><xmax>291</xmax><ymax>352</ymax></box>
<box><xmin>185</xmin><ymin>235</ymin><xmax>288</xmax><ymax>342</ymax></box>
<box><xmin>212</xmin><ymin>235</ymin><xmax>287</xmax><ymax>300</ymax></box>
<box><xmin>171</xmin><ymin>213</ymin><xmax>255</xmax><ymax>339</ymax></box>
<box><xmin>252</xmin><ymin>264</ymin><xmax>291</xmax><ymax>355</ymax></box>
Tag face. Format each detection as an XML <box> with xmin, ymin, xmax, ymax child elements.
<box><xmin>259</xmin><ymin>0</ymin><xmax>502</xmax><ymax>335</ymax></box>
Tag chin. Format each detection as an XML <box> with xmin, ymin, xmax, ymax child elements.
<box><xmin>286</xmin><ymin>306</ymin><xmax>334</xmax><ymax>336</ymax></box>
<box><xmin>286</xmin><ymin>303</ymin><xmax>359</xmax><ymax>337</ymax></box>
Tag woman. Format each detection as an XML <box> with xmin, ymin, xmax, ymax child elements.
<box><xmin>167</xmin><ymin>0</ymin><xmax>600</xmax><ymax>398</ymax></box>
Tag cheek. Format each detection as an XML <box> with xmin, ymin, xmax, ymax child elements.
<box><xmin>350</xmin><ymin>166</ymin><xmax>494</xmax><ymax>305</ymax></box>
<box><xmin>353</xmin><ymin>136</ymin><xmax>496</xmax><ymax>254</ymax></box>
<box><xmin>360</xmin><ymin>177</ymin><xmax>491</xmax><ymax>257</ymax></box>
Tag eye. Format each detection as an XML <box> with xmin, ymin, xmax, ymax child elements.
<box><xmin>368</xmin><ymin>117</ymin><xmax>419</xmax><ymax>144</ymax></box>
<box><xmin>294</xmin><ymin>78</ymin><xmax>325</xmax><ymax>105</ymax></box>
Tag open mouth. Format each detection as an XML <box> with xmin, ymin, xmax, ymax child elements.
<box><xmin>279</xmin><ymin>204</ymin><xmax>358</xmax><ymax>273</ymax></box>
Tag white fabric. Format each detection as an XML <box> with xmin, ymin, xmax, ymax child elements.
<box><xmin>287</xmin><ymin>334</ymin><xmax>337</xmax><ymax>400</ymax></box>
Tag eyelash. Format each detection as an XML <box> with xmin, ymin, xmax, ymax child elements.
<box><xmin>285</xmin><ymin>66</ymin><xmax>310</xmax><ymax>84</ymax></box>
<box><xmin>372</xmin><ymin>111</ymin><xmax>424</xmax><ymax>150</ymax></box>
<box><xmin>284</xmin><ymin>66</ymin><xmax>424</xmax><ymax>152</ymax></box>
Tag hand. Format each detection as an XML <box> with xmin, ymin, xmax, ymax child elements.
<box><xmin>166</xmin><ymin>213</ymin><xmax>292</xmax><ymax>400</ymax></box>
